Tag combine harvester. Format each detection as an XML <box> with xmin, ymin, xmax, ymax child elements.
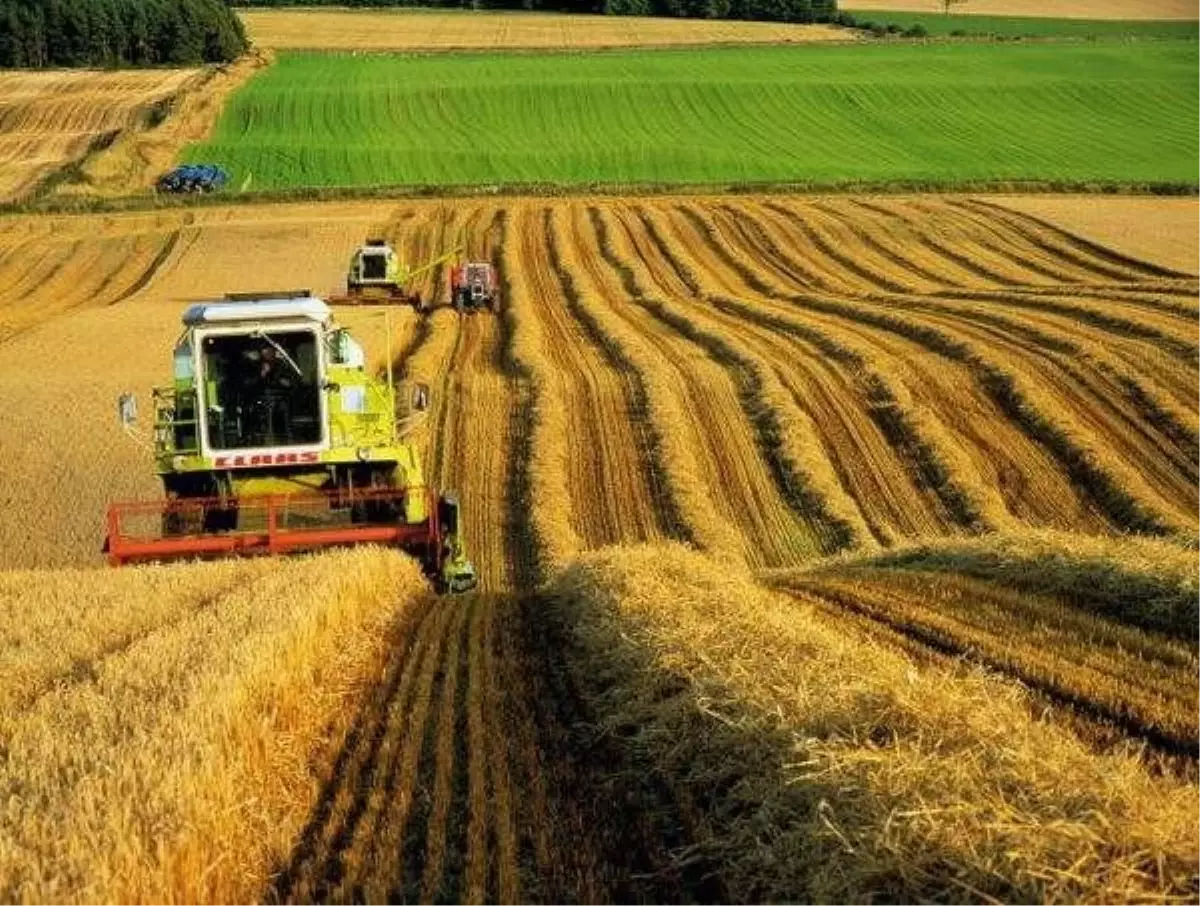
<box><xmin>105</xmin><ymin>291</ymin><xmax>477</xmax><ymax>593</ymax></box>
<box><xmin>328</xmin><ymin>239</ymin><xmax>459</xmax><ymax>313</ymax></box>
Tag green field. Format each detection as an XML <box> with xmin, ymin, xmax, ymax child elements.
<box><xmin>185</xmin><ymin>42</ymin><xmax>1199</xmax><ymax>191</ymax></box>
<box><xmin>843</xmin><ymin>11</ymin><xmax>1199</xmax><ymax>39</ymax></box>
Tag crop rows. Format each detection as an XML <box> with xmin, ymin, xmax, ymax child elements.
<box><xmin>438</xmin><ymin>198</ymin><xmax>1188</xmax><ymax>582</ymax></box>
<box><xmin>0</xmin><ymin>193</ymin><xmax>1196</xmax><ymax>901</ymax></box>
<box><xmin>265</xmin><ymin>587</ymin><xmax>704</xmax><ymax>903</ymax></box>
<box><xmin>263</xmin><ymin>193</ymin><xmax>1198</xmax><ymax>769</ymax></box>
<box><xmin>542</xmin><ymin>541</ymin><xmax>1199</xmax><ymax>903</ymax></box>
<box><xmin>1</xmin><ymin>195</ymin><xmax>1195</xmax><ymax>575</ymax></box>
<box><xmin>332</xmin><ymin>194</ymin><xmax>1198</xmax><ymax>773</ymax></box>
<box><xmin>0</xmin><ymin>68</ymin><xmax>199</xmax><ymax>203</ymax></box>
<box><xmin>183</xmin><ymin>43</ymin><xmax>1200</xmax><ymax>190</ymax></box>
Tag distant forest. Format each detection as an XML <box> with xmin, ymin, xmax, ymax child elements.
<box><xmin>0</xmin><ymin>0</ymin><xmax>247</xmax><ymax>67</ymax></box>
<box><xmin>229</xmin><ymin>0</ymin><xmax>839</xmax><ymax>24</ymax></box>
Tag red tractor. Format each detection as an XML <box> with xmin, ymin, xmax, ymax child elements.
<box><xmin>449</xmin><ymin>262</ymin><xmax>500</xmax><ymax>314</ymax></box>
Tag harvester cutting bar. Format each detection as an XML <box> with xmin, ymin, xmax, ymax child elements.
<box><xmin>105</xmin><ymin>489</ymin><xmax>442</xmax><ymax>569</ymax></box>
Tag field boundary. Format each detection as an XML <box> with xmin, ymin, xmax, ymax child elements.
<box><xmin>3</xmin><ymin>178</ymin><xmax>1196</xmax><ymax>219</ymax></box>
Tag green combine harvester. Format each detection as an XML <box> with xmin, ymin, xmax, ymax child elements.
<box><xmin>329</xmin><ymin>239</ymin><xmax>459</xmax><ymax>312</ymax></box>
<box><xmin>105</xmin><ymin>291</ymin><xmax>477</xmax><ymax>593</ymax></box>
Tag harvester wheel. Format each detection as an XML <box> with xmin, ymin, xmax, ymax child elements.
<box><xmin>203</xmin><ymin>501</ymin><xmax>238</xmax><ymax>533</ymax></box>
<box><xmin>162</xmin><ymin>506</ymin><xmax>201</xmax><ymax>537</ymax></box>
<box><xmin>350</xmin><ymin>472</ymin><xmax>402</xmax><ymax>524</ymax></box>
<box><xmin>351</xmin><ymin>497</ymin><xmax>398</xmax><ymax>524</ymax></box>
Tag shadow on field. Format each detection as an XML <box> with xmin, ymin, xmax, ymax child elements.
<box><xmin>265</xmin><ymin>593</ymin><xmax>439</xmax><ymax>904</ymax></box>
<box><xmin>263</xmin><ymin>589</ymin><xmax>734</xmax><ymax>904</ymax></box>
<box><xmin>529</xmin><ymin>565</ymin><xmax>1073</xmax><ymax>903</ymax></box>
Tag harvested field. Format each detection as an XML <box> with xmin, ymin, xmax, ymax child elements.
<box><xmin>993</xmin><ymin>195</ymin><xmax>1199</xmax><ymax>274</ymax></box>
<box><xmin>0</xmin><ymin>68</ymin><xmax>199</xmax><ymax>203</ymax></box>
<box><xmin>0</xmin><ymin>548</ymin><xmax>429</xmax><ymax>902</ymax></box>
<box><xmin>544</xmin><ymin>542</ymin><xmax>1199</xmax><ymax>902</ymax></box>
<box><xmin>50</xmin><ymin>52</ymin><xmax>271</xmax><ymax>199</ymax></box>
<box><xmin>770</xmin><ymin>531</ymin><xmax>1200</xmax><ymax>759</ymax></box>
<box><xmin>264</xmin><ymin>588</ymin><xmax>668</xmax><ymax>903</ymax></box>
<box><xmin>3</xmin><ymin>541</ymin><xmax>1194</xmax><ymax>903</ymax></box>
<box><xmin>238</xmin><ymin>8</ymin><xmax>850</xmax><ymax>51</ymax></box>
<box><xmin>0</xmin><ymin>194</ymin><xmax>1196</xmax><ymax>572</ymax></box>
<box><xmin>845</xmin><ymin>0</ymin><xmax>1197</xmax><ymax>19</ymax></box>
<box><xmin>0</xmin><ymin>193</ymin><xmax>1196</xmax><ymax>901</ymax></box>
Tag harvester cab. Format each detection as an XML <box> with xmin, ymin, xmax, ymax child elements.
<box><xmin>347</xmin><ymin>239</ymin><xmax>406</xmax><ymax>301</ymax></box>
<box><xmin>450</xmin><ymin>261</ymin><xmax>500</xmax><ymax>314</ymax></box>
<box><xmin>105</xmin><ymin>290</ymin><xmax>477</xmax><ymax>593</ymax></box>
<box><xmin>332</xmin><ymin>239</ymin><xmax>461</xmax><ymax>313</ymax></box>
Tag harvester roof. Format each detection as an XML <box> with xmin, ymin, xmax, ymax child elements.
<box><xmin>182</xmin><ymin>295</ymin><xmax>331</xmax><ymax>327</ymax></box>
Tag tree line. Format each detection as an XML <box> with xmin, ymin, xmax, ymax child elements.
<box><xmin>230</xmin><ymin>0</ymin><xmax>839</xmax><ymax>24</ymax></box>
<box><xmin>0</xmin><ymin>0</ymin><xmax>841</xmax><ymax>69</ymax></box>
<box><xmin>0</xmin><ymin>0</ymin><xmax>247</xmax><ymax>68</ymax></box>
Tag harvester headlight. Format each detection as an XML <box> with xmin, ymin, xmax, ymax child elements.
<box><xmin>356</xmin><ymin>447</ymin><xmax>372</xmax><ymax>462</ymax></box>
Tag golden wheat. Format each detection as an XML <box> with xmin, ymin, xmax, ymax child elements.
<box><xmin>0</xmin><ymin>548</ymin><xmax>428</xmax><ymax>903</ymax></box>
<box><xmin>0</xmin><ymin>192</ymin><xmax>1196</xmax><ymax>901</ymax></box>
<box><xmin>239</xmin><ymin>8</ymin><xmax>851</xmax><ymax>51</ymax></box>
<box><xmin>546</xmin><ymin>542</ymin><xmax>1199</xmax><ymax>903</ymax></box>
<box><xmin>0</xmin><ymin>68</ymin><xmax>198</xmax><ymax>202</ymax></box>
<box><xmin>1</xmin><ymin>193</ymin><xmax>1194</xmax><ymax>566</ymax></box>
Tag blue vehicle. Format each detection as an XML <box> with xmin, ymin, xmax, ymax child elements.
<box><xmin>156</xmin><ymin>165</ymin><xmax>229</xmax><ymax>194</ymax></box>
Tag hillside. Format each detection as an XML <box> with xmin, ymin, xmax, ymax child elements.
<box><xmin>0</xmin><ymin>68</ymin><xmax>199</xmax><ymax>202</ymax></box>
<box><xmin>182</xmin><ymin>44</ymin><xmax>1199</xmax><ymax>190</ymax></box>
<box><xmin>0</xmin><ymin>6</ymin><xmax>1196</xmax><ymax>901</ymax></box>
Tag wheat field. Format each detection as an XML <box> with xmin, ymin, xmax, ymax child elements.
<box><xmin>6</xmin><ymin>194</ymin><xmax>1195</xmax><ymax>569</ymax></box>
<box><xmin>0</xmin><ymin>548</ymin><xmax>429</xmax><ymax>902</ymax></box>
<box><xmin>238</xmin><ymin>8</ymin><xmax>850</xmax><ymax>51</ymax></box>
<box><xmin>0</xmin><ymin>68</ymin><xmax>200</xmax><ymax>203</ymax></box>
<box><xmin>0</xmin><ymin>193</ymin><xmax>1196</xmax><ymax>901</ymax></box>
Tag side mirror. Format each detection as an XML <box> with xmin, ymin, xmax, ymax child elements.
<box><xmin>118</xmin><ymin>392</ymin><xmax>138</xmax><ymax>427</ymax></box>
<box><xmin>411</xmin><ymin>383</ymin><xmax>430</xmax><ymax>412</ymax></box>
